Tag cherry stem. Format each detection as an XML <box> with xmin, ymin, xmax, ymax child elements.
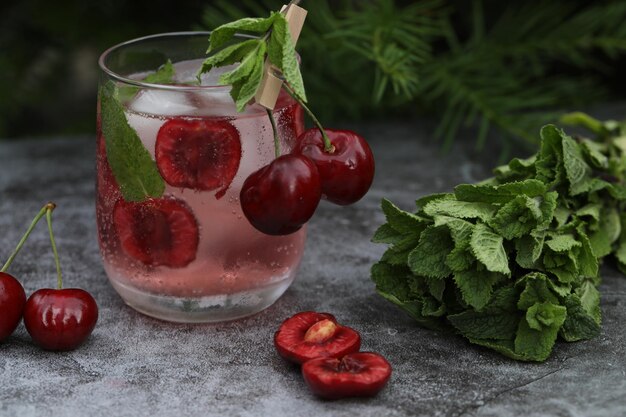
<box><xmin>0</xmin><ymin>203</ymin><xmax>54</xmax><ymax>273</ymax></box>
<box><xmin>266</xmin><ymin>108</ymin><xmax>281</xmax><ymax>158</ymax></box>
<box><xmin>283</xmin><ymin>83</ymin><xmax>335</xmax><ymax>153</ymax></box>
<box><xmin>45</xmin><ymin>205</ymin><xmax>63</xmax><ymax>289</ymax></box>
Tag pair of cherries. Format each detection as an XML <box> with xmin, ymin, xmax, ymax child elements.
<box><xmin>241</xmin><ymin>127</ymin><xmax>375</xmax><ymax>236</ymax></box>
<box><xmin>0</xmin><ymin>203</ymin><xmax>98</xmax><ymax>350</ymax></box>
<box><xmin>274</xmin><ymin>311</ymin><xmax>392</xmax><ymax>399</ymax></box>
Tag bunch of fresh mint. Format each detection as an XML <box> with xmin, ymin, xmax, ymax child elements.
<box><xmin>372</xmin><ymin>113</ymin><xmax>626</xmax><ymax>361</ymax></box>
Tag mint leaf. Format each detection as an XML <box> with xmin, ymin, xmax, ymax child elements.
<box><xmin>470</xmin><ymin>223</ymin><xmax>510</xmax><ymax>275</ymax></box>
<box><xmin>143</xmin><ymin>59</ymin><xmax>175</xmax><ymax>84</ymax></box>
<box><xmin>219</xmin><ymin>41</ymin><xmax>264</xmax><ymax>85</ymax></box>
<box><xmin>423</xmin><ymin>198</ymin><xmax>496</xmax><ymax>222</ymax></box>
<box><xmin>514</xmin><ymin>302</ymin><xmax>566</xmax><ymax>362</ymax></box>
<box><xmin>449</xmin><ymin>311</ymin><xmax>520</xmax><ymax>341</ymax></box>
<box><xmin>371</xmin><ymin>262</ymin><xmax>444</xmax><ymax>330</ymax></box>
<box><xmin>408</xmin><ymin>225</ymin><xmax>453</xmax><ymax>279</ymax></box>
<box><xmin>268</xmin><ymin>13</ymin><xmax>307</xmax><ymax>101</ymax></box>
<box><xmin>577</xmin><ymin>227</ymin><xmax>599</xmax><ymax>278</ymax></box>
<box><xmin>371</xmin><ymin>223</ymin><xmax>400</xmax><ymax>244</ymax></box>
<box><xmin>448</xmin><ymin>286</ymin><xmax>520</xmax><ymax>340</ymax></box>
<box><xmin>425</xmin><ymin>276</ymin><xmax>446</xmax><ymax>301</ymax></box>
<box><xmin>525</xmin><ymin>301</ymin><xmax>567</xmax><ymax>330</ymax></box>
<box><xmin>515</xmin><ymin>231</ymin><xmax>545</xmax><ymax>269</ymax></box>
<box><xmin>543</xmin><ymin>235</ymin><xmax>581</xmax><ymax>283</ymax></box>
<box><xmin>227</xmin><ymin>42</ymin><xmax>267</xmax><ymax>112</ymax></box>
<box><xmin>536</xmin><ymin>125</ymin><xmax>565</xmax><ymax>187</ymax></box>
<box><xmin>575</xmin><ymin>279</ymin><xmax>601</xmax><ymax>324</ymax></box>
<box><xmin>446</xmin><ymin>247</ymin><xmax>475</xmax><ymax>272</ymax></box>
<box><xmin>516</xmin><ymin>272</ymin><xmax>559</xmax><ymax>310</ymax></box>
<box><xmin>380</xmin><ymin>233</ymin><xmax>421</xmax><ymax>265</ymax></box>
<box><xmin>416</xmin><ymin>193</ymin><xmax>452</xmax><ymax>209</ymax></box>
<box><xmin>489</xmin><ymin>195</ymin><xmax>543</xmax><ymax>240</ymax></box>
<box><xmin>200</xmin><ymin>39</ymin><xmax>262</xmax><ymax>75</ymax></box>
<box><xmin>119</xmin><ymin>60</ymin><xmax>176</xmax><ymax>102</ymax></box>
<box><xmin>494</xmin><ymin>155</ymin><xmax>537</xmax><ymax>182</ymax></box>
<box><xmin>466</xmin><ymin>338</ymin><xmax>528</xmax><ymax>361</ymax></box>
<box><xmin>580</xmin><ymin>139</ymin><xmax>609</xmax><ymax>169</ymax></box>
<box><xmin>560</xmin><ymin>294</ymin><xmax>601</xmax><ymax>341</ymax></box>
<box><xmin>208</xmin><ymin>14</ymin><xmax>278</xmax><ymax>52</ymax></box>
<box><xmin>99</xmin><ymin>82</ymin><xmax>165</xmax><ymax>202</ymax></box>
<box><xmin>562</xmin><ymin>133</ymin><xmax>593</xmax><ymax>195</ymax></box>
<box><xmin>381</xmin><ymin>198</ymin><xmax>426</xmax><ymax>233</ymax></box>
<box><xmin>455</xmin><ymin>179</ymin><xmax>546</xmax><ymax>204</ymax></box>
<box><xmin>453</xmin><ymin>269</ymin><xmax>502</xmax><ymax>311</ymax></box>
<box><xmin>576</xmin><ymin>203</ymin><xmax>602</xmax><ymax>223</ymax></box>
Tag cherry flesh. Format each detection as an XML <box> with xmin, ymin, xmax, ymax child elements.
<box><xmin>24</xmin><ymin>288</ymin><xmax>98</xmax><ymax>351</ymax></box>
<box><xmin>0</xmin><ymin>272</ymin><xmax>26</xmax><ymax>342</ymax></box>
<box><xmin>294</xmin><ymin>129</ymin><xmax>375</xmax><ymax>205</ymax></box>
<box><xmin>113</xmin><ymin>197</ymin><xmax>199</xmax><ymax>268</ymax></box>
<box><xmin>302</xmin><ymin>352</ymin><xmax>392</xmax><ymax>399</ymax></box>
<box><xmin>240</xmin><ymin>154</ymin><xmax>321</xmax><ymax>236</ymax></box>
<box><xmin>274</xmin><ymin>311</ymin><xmax>361</xmax><ymax>364</ymax></box>
<box><xmin>155</xmin><ymin>118</ymin><xmax>242</xmax><ymax>199</ymax></box>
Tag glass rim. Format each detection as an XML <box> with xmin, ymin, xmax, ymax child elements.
<box><xmin>98</xmin><ymin>31</ymin><xmax>254</xmax><ymax>91</ymax></box>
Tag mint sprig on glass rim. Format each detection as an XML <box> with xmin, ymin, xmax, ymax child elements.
<box><xmin>198</xmin><ymin>0</ymin><xmax>306</xmax><ymax>112</ymax></box>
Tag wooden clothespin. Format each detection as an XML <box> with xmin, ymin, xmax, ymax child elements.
<box><xmin>254</xmin><ymin>3</ymin><xmax>308</xmax><ymax>110</ymax></box>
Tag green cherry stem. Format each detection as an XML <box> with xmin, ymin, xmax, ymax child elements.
<box><xmin>0</xmin><ymin>203</ymin><xmax>54</xmax><ymax>273</ymax></box>
<box><xmin>266</xmin><ymin>108</ymin><xmax>281</xmax><ymax>158</ymax></box>
<box><xmin>45</xmin><ymin>204</ymin><xmax>63</xmax><ymax>290</ymax></box>
<box><xmin>283</xmin><ymin>83</ymin><xmax>335</xmax><ymax>153</ymax></box>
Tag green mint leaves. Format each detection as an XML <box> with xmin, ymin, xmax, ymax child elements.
<box><xmin>118</xmin><ymin>60</ymin><xmax>176</xmax><ymax>103</ymax></box>
<box><xmin>372</xmin><ymin>115</ymin><xmax>626</xmax><ymax>361</ymax></box>
<box><xmin>199</xmin><ymin>11</ymin><xmax>307</xmax><ymax>111</ymax></box>
<box><xmin>99</xmin><ymin>81</ymin><xmax>165</xmax><ymax>201</ymax></box>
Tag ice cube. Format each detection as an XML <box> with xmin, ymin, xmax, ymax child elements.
<box><xmin>130</xmin><ymin>89</ymin><xmax>197</xmax><ymax>116</ymax></box>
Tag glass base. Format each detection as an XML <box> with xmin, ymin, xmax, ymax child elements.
<box><xmin>109</xmin><ymin>278</ymin><xmax>293</xmax><ymax>323</ymax></box>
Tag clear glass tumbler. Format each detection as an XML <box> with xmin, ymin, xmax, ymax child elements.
<box><xmin>97</xmin><ymin>32</ymin><xmax>306</xmax><ymax>322</ymax></box>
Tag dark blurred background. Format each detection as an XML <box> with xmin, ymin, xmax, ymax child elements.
<box><xmin>1</xmin><ymin>0</ymin><xmax>625</xmax><ymax>149</ymax></box>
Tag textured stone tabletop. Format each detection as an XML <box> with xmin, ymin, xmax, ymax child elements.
<box><xmin>0</xmin><ymin>122</ymin><xmax>625</xmax><ymax>417</ymax></box>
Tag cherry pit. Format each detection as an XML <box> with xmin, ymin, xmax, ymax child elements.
<box><xmin>274</xmin><ymin>311</ymin><xmax>392</xmax><ymax>400</ymax></box>
<box><xmin>0</xmin><ymin>202</ymin><xmax>98</xmax><ymax>350</ymax></box>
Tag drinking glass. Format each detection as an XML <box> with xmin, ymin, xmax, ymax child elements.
<box><xmin>97</xmin><ymin>32</ymin><xmax>306</xmax><ymax>322</ymax></box>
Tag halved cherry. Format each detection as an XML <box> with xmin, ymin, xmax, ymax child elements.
<box><xmin>294</xmin><ymin>129</ymin><xmax>375</xmax><ymax>205</ymax></box>
<box><xmin>240</xmin><ymin>154</ymin><xmax>321</xmax><ymax>236</ymax></box>
<box><xmin>274</xmin><ymin>311</ymin><xmax>361</xmax><ymax>364</ymax></box>
<box><xmin>302</xmin><ymin>352</ymin><xmax>392</xmax><ymax>399</ymax></box>
<box><xmin>113</xmin><ymin>197</ymin><xmax>199</xmax><ymax>268</ymax></box>
<box><xmin>156</xmin><ymin>118</ymin><xmax>242</xmax><ymax>199</ymax></box>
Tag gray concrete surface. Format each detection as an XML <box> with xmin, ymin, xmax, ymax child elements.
<box><xmin>0</xmin><ymin>121</ymin><xmax>624</xmax><ymax>417</ymax></box>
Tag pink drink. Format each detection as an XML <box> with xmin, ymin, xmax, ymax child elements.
<box><xmin>97</xmin><ymin>55</ymin><xmax>306</xmax><ymax>322</ymax></box>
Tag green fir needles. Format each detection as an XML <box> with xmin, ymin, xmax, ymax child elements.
<box><xmin>372</xmin><ymin>113</ymin><xmax>626</xmax><ymax>361</ymax></box>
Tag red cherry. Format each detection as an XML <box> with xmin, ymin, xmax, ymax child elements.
<box><xmin>113</xmin><ymin>197</ymin><xmax>199</xmax><ymax>267</ymax></box>
<box><xmin>274</xmin><ymin>311</ymin><xmax>361</xmax><ymax>364</ymax></box>
<box><xmin>294</xmin><ymin>129</ymin><xmax>375</xmax><ymax>205</ymax></box>
<box><xmin>302</xmin><ymin>352</ymin><xmax>392</xmax><ymax>399</ymax></box>
<box><xmin>156</xmin><ymin>118</ymin><xmax>242</xmax><ymax>199</ymax></box>
<box><xmin>24</xmin><ymin>288</ymin><xmax>98</xmax><ymax>351</ymax></box>
<box><xmin>240</xmin><ymin>154</ymin><xmax>321</xmax><ymax>236</ymax></box>
<box><xmin>0</xmin><ymin>272</ymin><xmax>26</xmax><ymax>342</ymax></box>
